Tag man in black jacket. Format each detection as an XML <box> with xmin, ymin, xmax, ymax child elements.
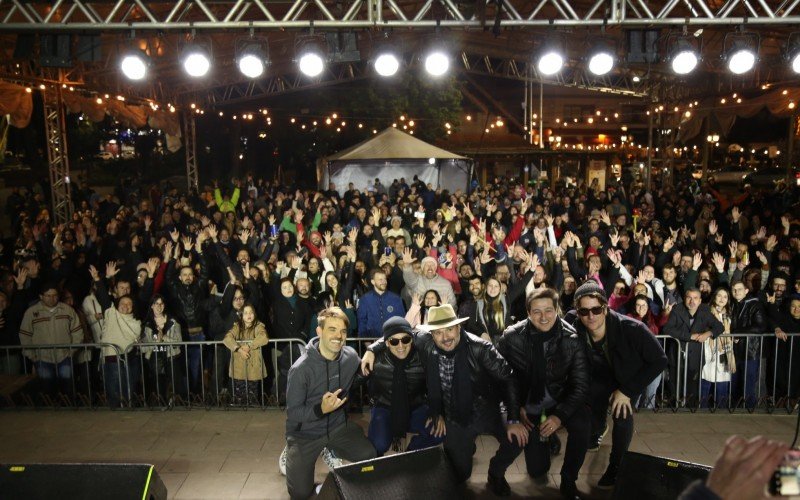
<box><xmin>729</xmin><ymin>280</ymin><xmax>766</xmax><ymax>408</ymax></box>
<box><xmin>492</xmin><ymin>288</ymin><xmax>591</xmax><ymax>500</ymax></box>
<box><xmin>663</xmin><ymin>288</ymin><xmax>725</xmax><ymax>407</ymax></box>
<box><xmin>565</xmin><ymin>281</ymin><xmax>667</xmax><ymax>489</ymax></box>
<box><xmin>361</xmin><ymin>304</ymin><xmax>527</xmax><ymax>487</ymax></box>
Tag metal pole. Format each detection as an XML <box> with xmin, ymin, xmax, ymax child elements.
<box><xmin>787</xmin><ymin>108</ymin><xmax>797</xmax><ymax>183</ymax></box>
<box><xmin>646</xmin><ymin>108</ymin><xmax>653</xmax><ymax>188</ymax></box>
<box><xmin>701</xmin><ymin>116</ymin><xmax>711</xmax><ymax>181</ymax></box>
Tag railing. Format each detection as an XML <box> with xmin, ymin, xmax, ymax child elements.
<box><xmin>1</xmin><ymin>334</ymin><xmax>799</xmax><ymax>413</ymax></box>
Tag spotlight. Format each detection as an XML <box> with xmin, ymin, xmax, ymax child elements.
<box><xmin>724</xmin><ymin>32</ymin><xmax>758</xmax><ymax>75</ymax></box>
<box><xmin>374</xmin><ymin>51</ymin><xmax>400</xmax><ymax>77</ymax></box>
<box><xmin>181</xmin><ymin>43</ymin><xmax>211</xmax><ymax>78</ymax></box>
<box><xmin>670</xmin><ymin>39</ymin><xmax>700</xmax><ymax>75</ymax></box>
<box><xmin>297</xmin><ymin>41</ymin><xmax>326</xmax><ymax>77</ymax></box>
<box><xmin>424</xmin><ymin>49</ymin><xmax>449</xmax><ymax>77</ymax></box>
<box><xmin>236</xmin><ymin>39</ymin><xmax>269</xmax><ymax>79</ymax></box>
<box><xmin>538</xmin><ymin>50</ymin><xmax>564</xmax><ymax>76</ymax></box>
<box><xmin>120</xmin><ymin>51</ymin><xmax>149</xmax><ymax>80</ymax></box>
<box><xmin>588</xmin><ymin>47</ymin><xmax>614</xmax><ymax>76</ymax></box>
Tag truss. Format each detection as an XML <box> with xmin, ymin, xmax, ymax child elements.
<box><xmin>183</xmin><ymin>111</ymin><xmax>198</xmax><ymax>192</ymax></box>
<box><xmin>2</xmin><ymin>0</ymin><xmax>800</xmax><ymax>31</ymax></box>
<box><xmin>43</xmin><ymin>85</ymin><xmax>72</xmax><ymax>225</ymax></box>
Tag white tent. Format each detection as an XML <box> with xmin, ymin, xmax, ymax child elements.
<box><xmin>320</xmin><ymin>128</ymin><xmax>472</xmax><ymax>194</ymax></box>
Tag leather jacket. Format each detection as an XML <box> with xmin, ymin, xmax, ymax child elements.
<box><xmin>363</xmin><ymin>348</ymin><xmax>427</xmax><ymax>409</ymax></box>
<box><xmin>731</xmin><ymin>295</ymin><xmax>766</xmax><ymax>359</ymax></box>
<box><xmin>369</xmin><ymin>328</ymin><xmax>520</xmax><ymax>425</ymax></box>
<box><xmin>166</xmin><ymin>252</ymin><xmax>210</xmax><ymax>333</ymax></box>
<box><xmin>496</xmin><ymin>318</ymin><xmax>589</xmax><ymax>423</ymax></box>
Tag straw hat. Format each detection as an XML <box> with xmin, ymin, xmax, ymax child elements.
<box><xmin>418</xmin><ymin>304</ymin><xmax>469</xmax><ymax>331</ymax></box>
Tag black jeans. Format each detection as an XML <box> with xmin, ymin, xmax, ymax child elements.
<box><xmin>489</xmin><ymin>405</ymin><xmax>591</xmax><ymax>483</ymax></box>
<box><xmin>589</xmin><ymin>379</ymin><xmax>637</xmax><ymax>468</ymax></box>
<box><xmin>442</xmin><ymin>406</ymin><xmax>506</xmax><ymax>483</ymax></box>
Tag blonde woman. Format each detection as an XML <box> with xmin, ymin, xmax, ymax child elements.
<box><xmin>224</xmin><ymin>303</ymin><xmax>268</xmax><ymax>405</ymax></box>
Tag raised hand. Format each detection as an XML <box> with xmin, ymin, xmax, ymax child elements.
<box><xmin>479</xmin><ymin>246</ymin><xmax>492</xmax><ymax>264</ymax></box>
<box><xmin>728</xmin><ymin>240</ymin><xmax>738</xmax><ymax>259</ymax></box>
<box><xmin>708</xmin><ymin>219</ymin><xmax>718</xmax><ymax>235</ymax></box>
<box><xmin>529</xmin><ymin>252</ymin><xmax>540</xmax><ymax>271</ymax></box>
<box><xmin>766</xmin><ymin>292</ymin><xmax>776</xmax><ymax>304</ymax></box>
<box><xmin>347</xmin><ymin>227</ymin><xmax>358</xmax><ymax>244</ymax></box>
<box><xmin>756</xmin><ymin>251</ymin><xmax>768</xmax><ymax>265</ymax></box>
<box><xmin>663</xmin><ymin>299</ymin><xmax>675</xmax><ymax>316</ymax></box>
<box><xmin>756</xmin><ymin>226</ymin><xmax>767</xmax><ymax>241</ymax></box>
<box><xmin>606</xmin><ymin>248</ymin><xmax>621</xmax><ymax>267</ymax></box>
<box><xmin>600</xmin><ymin>209</ymin><xmax>611</xmax><ymax>226</ymax></box>
<box><xmin>731</xmin><ymin>206</ymin><xmax>741</xmax><ymax>223</ymax></box>
<box><xmin>415</xmin><ymin>234</ymin><xmax>426</xmax><ymax>249</ymax></box>
<box><xmin>765</xmin><ymin>234</ymin><xmax>778</xmax><ymax>252</ymax></box>
<box><xmin>105</xmin><ymin>261</ymin><xmax>119</xmax><ymax>278</ymax></box>
<box><xmin>411</xmin><ymin>292</ymin><xmax>421</xmax><ymax>307</ymax></box>
<box><xmin>169</xmin><ymin>228</ymin><xmax>180</xmax><ymax>242</ymax></box>
<box><xmin>712</xmin><ymin>252</ymin><xmax>726</xmax><ymax>271</ymax></box>
<box><xmin>610</xmin><ymin>232</ymin><xmax>620</xmax><ymax>247</ymax></box>
<box><xmin>663</xmin><ymin>237</ymin><xmax>674</xmax><ymax>253</ymax></box>
<box><xmin>294</xmin><ymin>209</ymin><xmax>304</xmax><ymax>224</ymax></box>
<box><xmin>163</xmin><ymin>241</ymin><xmax>174</xmax><ymax>260</ymax></box>
<box><xmin>15</xmin><ymin>267</ymin><xmax>29</xmax><ymax>288</ymax></box>
<box><xmin>402</xmin><ymin>247</ymin><xmax>415</xmax><ymax>266</ymax></box>
<box><xmin>144</xmin><ymin>215</ymin><xmax>153</xmax><ymax>231</ymax></box>
<box><xmin>146</xmin><ymin>257</ymin><xmax>160</xmax><ymax>277</ymax></box>
<box><xmin>692</xmin><ymin>252</ymin><xmax>703</xmax><ymax>270</ymax></box>
<box><xmin>207</xmin><ymin>224</ymin><xmax>218</xmax><ymax>242</ymax></box>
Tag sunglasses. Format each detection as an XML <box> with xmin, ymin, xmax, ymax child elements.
<box><xmin>577</xmin><ymin>306</ymin><xmax>605</xmax><ymax>317</ymax></box>
<box><xmin>387</xmin><ymin>336</ymin><xmax>412</xmax><ymax>346</ymax></box>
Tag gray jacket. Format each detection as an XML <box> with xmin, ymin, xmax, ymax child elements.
<box><xmin>285</xmin><ymin>338</ymin><xmax>360</xmax><ymax>439</ymax></box>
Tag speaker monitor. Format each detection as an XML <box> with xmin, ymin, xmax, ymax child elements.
<box><xmin>0</xmin><ymin>463</ymin><xmax>167</xmax><ymax>500</ymax></box>
<box><xmin>13</xmin><ymin>34</ymin><xmax>35</xmax><ymax>59</ymax></box>
<box><xmin>40</xmin><ymin>35</ymin><xmax>72</xmax><ymax>67</ymax></box>
<box><xmin>317</xmin><ymin>446</ymin><xmax>459</xmax><ymax>500</ymax></box>
<box><xmin>613</xmin><ymin>451</ymin><xmax>711</xmax><ymax>500</ymax></box>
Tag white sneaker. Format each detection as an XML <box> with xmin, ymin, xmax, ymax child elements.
<box><xmin>321</xmin><ymin>447</ymin><xmax>343</xmax><ymax>470</ymax></box>
<box><xmin>278</xmin><ymin>446</ymin><xmax>287</xmax><ymax>476</ymax></box>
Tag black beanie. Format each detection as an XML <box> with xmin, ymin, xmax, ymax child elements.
<box><xmin>574</xmin><ymin>280</ymin><xmax>606</xmax><ymax>304</ymax></box>
<box><xmin>382</xmin><ymin>317</ymin><xmax>413</xmax><ymax>340</ymax></box>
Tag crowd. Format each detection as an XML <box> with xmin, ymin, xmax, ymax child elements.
<box><xmin>0</xmin><ymin>168</ymin><xmax>798</xmax><ymax>498</ymax></box>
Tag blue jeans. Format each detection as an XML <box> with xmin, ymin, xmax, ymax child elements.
<box><xmin>35</xmin><ymin>358</ymin><xmax>73</xmax><ymax>396</ymax></box>
<box><xmin>103</xmin><ymin>357</ymin><xmax>141</xmax><ymax>408</ymax></box>
<box><xmin>732</xmin><ymin>358</ymin><xmax>759</xmax><ymax>408</ymax></box>
<box><xmin>636</xmin><ymin>373</ymin><xmax>662</xmax><ymax>409</ymax></box>
<box><xmin>700</xmin><ymin>380</ymin><xmax>731</xmax><ymax>408</ymax></box>
<box><xmin>368</xmin><ymin>404</ymin><xmax>443</xmax><ymax>456</ymax></box>
<box><xmin>187</xmin><ymin>333</ymin><xmax>205</xmax><ymax>395</ymax></box>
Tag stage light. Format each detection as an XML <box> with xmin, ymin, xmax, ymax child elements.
<box><xmin>236</xmin><ymin>40</ymin><xmax>269</xmax><ymax>79</ymax></box>
<box><xmin>588</xmin><ymin>48</ymin><xmax>614</xmax><ymax>76</ymax></box>
<box><xmin>670</xmin><ymin>39</ymin><xmax>699</xmax><ymax>75</ymax></box>
<box><xmin>298</xmin><ymin>44</ymin><xmax>325</xmax><ymax>77</ymax></box>
<box><xmin>182</xmin><ymin>44</ymin><xmax>211</xmax><ymax>77</ymax></box>
<box><xmin>786</xmin><ymin>33</ymin><xmax>800</xmax><ymax>74</ymax></box>
<box><xmin>374</xmin><ymin>51</ymin><xmax>400</xmax><ymax>77</ymax></box>
<box><xmin>424</xmin><ymin>50</ymin><xmax>449</xmax><ymax>77</ymax></box>
<box><xmin>727</xmin><ymin>45</ymin><xmax>755</xmax><ymax>74</ymax></box>
<box><xmin>538</xmin><ymin>50</ymin><xmax>564</xmax><ymax>76</ymax></box>
<box><xmin>120</xmin><ymin>51</ymin><xmax>148</xmax><ymax>80</ymax></box>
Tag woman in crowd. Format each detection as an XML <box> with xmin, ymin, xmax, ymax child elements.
<box><xmin>405</xmin><ymin>289</ymin><xmax>442</xmax><ymax>328</ymax></box>
<box><xmin>223</xmin><ymin>303</ymin><xmax>269</xmax><ymax>406</ymax></box>
<box><xmin>701</xmin><ymin>288</ymin><xmax>735</xmax><ymax>408</ymax></box>
<box><xmin>627</xmin><ymin>294</ymin><xmax>671</xmax><ymax>408</ymax></box>
<box><xmin>141</xmin><ymin>294</ymin><xmax>183</xmax><ymax>405</ymax></box>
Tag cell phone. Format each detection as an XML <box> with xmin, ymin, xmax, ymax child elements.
<box><xmin>770</xmin><ymin>450</ymin><xmax>800</xmax><ymax>496</ymax></box>
<box><xmin>438</xmin><ymin>254</ymin><xmax>448</xmax><ymax>265</ymax></box>
<box><xmin>384</xmin><ymin>246</ymin><xmax>392</xmax><ymax>256</ymax></box>
<box><xmin>415</xmin><ymin>211</ymin><xmax>425</xmax><ymax>219</ymax></box>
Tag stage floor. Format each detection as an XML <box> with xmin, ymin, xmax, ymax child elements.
<box><xmin>0</xmin><ymin>410</ymin><xmax>795</xmax><ymax>499</ymax></box>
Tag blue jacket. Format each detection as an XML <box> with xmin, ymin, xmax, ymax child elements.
<box><xmin>356</xmin><ymin>290</ymin><xmax>405</xmax><ymax>338</ymax></box>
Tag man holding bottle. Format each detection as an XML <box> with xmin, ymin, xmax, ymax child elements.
<box><xmin>490</xmin><ymin>288</ymin><xmax>592</xmax><ymax>499</ymax></box>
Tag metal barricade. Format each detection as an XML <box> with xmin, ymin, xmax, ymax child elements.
<box><xmin>0</xmin><ymin>343</ymin><xmax>126</xmax><ymax>408</ymax></box>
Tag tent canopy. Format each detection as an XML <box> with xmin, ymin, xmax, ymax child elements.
<box><xmin>325</xmin><ymin>127</ymin><xmax>467</xmax><ymax>162</ymax></box>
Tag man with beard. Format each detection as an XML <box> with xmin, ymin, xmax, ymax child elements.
<box><xmin>361</xmin><ymin>304</ymin><xmax>526</xmax><ymax>489</ymax></box>
<box><xmin>763</xmin><ymin>273</ymin><xmax>792</xmax><ymax>400</ymax></box>
<box><xmin>285</xmin><ymin>308</ymin><xmax>376</xmax><ymax>499</ymax></box>
<box><xmin>729</xmin><ymin>280</ymin><xmax>765</xmax><ymax>408</ymax></box>
<box><xmin>490</xmin><ymin>288</ymin><xmax>591</xmax><ymax>499</ymax></box>
<box><xmin>357</xmin><ymin>269</ymin><xmax>405</xmax><ymax>338</ymax></box>
<box><xmin>459</xmin><ymin>275</ymin><xmax>484</xmax><ymax>334</ymax></box>
<box><xmin>400</xmin><ymin>249</ymin><xmax>456</xmax><ymax>306</ymax></box>
<box><xmin>663</xmin><ymin>288</ymin><xmax>724</xmax><ymax>406</ymax></box>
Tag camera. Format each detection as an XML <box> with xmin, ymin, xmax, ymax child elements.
<box><xmin>770</xmin><ymin>450</ymin><xmax>800</xmax><ymax>496</ymax></box>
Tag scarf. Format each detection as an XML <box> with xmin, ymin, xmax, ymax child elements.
<box><xmin>426</xmin><ymin>334</ymin><xmax>473</xmax><ymax>426</ymax></box>
<box><xmin>528</xmin><ymin>322</ymin><xmax>557</xmax><ymax>405</ymax></box>
<box><xmin>389</xmin><ymin>354</ymin><xmax>410</xmax><ymax>451</ymax></box>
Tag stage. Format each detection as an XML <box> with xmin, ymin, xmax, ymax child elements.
<box><xmin>0</xmin><ymin>410</ymin><xmax>795</xmax><ymax>499</ymax></box>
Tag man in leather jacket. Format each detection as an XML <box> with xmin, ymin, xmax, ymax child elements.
<box><xmin>491</xmin><ymin>288</ymin><xmax>591</xmax><ymax>499</ymax></box>
<box><xmin>362</xmin><ymin>304</ymin><xmax>527</xmax><ymax>487</ymax></box>
<box><xmin>356</xmin><ymin>317</ymin><xmax>442</xmax><ymax>456</ymax></box>
<box><xmin>729</xmin><ymin>280</ymin><xmax>766</xmax><ymax>408</ymax></box>
<box><xmin>564</xmin><ymin>281</ymin><xmax>667</xmax><ymax>490</ymax></box>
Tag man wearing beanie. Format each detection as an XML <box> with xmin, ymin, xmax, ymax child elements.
<box><xmin>400</xmin><ymin>248</ymin><xmax>457</xmax><ymax>306</ymax></box>
<box><xmin>565</xmin><ymin>280</ymin><xmax>667</xmax><ymax>489</ymax></box>
<box><xmin>493</xmin><ymin>287</ymin><xmax>591</xmax><ymax>499</ymax></box>
<box><xmin>357</xmin><ymin>317</ymin><xmax>442</xmax><ymax>455</ymax></box>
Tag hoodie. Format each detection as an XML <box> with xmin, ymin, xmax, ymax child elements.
<box><xmin>285</xmin><ymin>337</ymin><xmax>360</xmax><ymax>439</ymax></box>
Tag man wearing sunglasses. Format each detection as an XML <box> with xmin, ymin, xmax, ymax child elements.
<box><xmin>356</xmin><ymin>317</ymin><xmax>442</xmax><ymax>456</ymax></box>
<box><xmin>565</xmin><ymin>281</ymin><xmax>667</xmax><ymax>489</ymax></box>
<box><xmin>361</xmin><ymin>304</ymin><xmax>525</xmax><ymax>490</ymax></box>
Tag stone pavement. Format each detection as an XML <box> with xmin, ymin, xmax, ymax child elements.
<box><xmin>0</xmin><ymin>410</ymin><xmax>795</xmax><ymax>499</ymax></box>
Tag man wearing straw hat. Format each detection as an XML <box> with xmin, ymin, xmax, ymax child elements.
<box><xmin>361</xmin><ymin>303</ymin><xmax>528</xmax><ymax>489</ymax></box>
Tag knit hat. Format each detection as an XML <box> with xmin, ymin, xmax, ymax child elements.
<box><xmin>420</xmin><ymin>256</ymin><xmax>438</xmax><ymax>269</ymax></box>
<box><xmin>574</xmin><ymin>280</ymin><xmax>606</xmax><ymax>304</ymax></box>
<box><xmin>383</xmin><ymin>317</ymin><xmax>413</xmax><ymax>340</ymax></box>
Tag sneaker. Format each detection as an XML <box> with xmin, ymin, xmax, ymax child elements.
<box><xmin>559</xmin><ymin>478</ymin><xmax>583</xmax><ymax>499</ymax></box>
<box><xmin>588</xmin><ymin>423</ymin><xmax>609</xmax><ymax>452</ymax></box>
<box><xmin>597</xmin><ymin>464</ymin><xmax>618</xmax><ymax>489</ymax></box>
<box><xmin>321</xmin><ymin>447</ymin><xmax>343</xmax><ymax>470</ymax></box>
<box><xmin>278</xmin><ymin>446</ymin><xmax>287</xmax><ymax>476</ymax></box>
<box><xmin>487</xmin><ymin>473</ymin><xmax>511</xmax><ymax>497</ymax></box>
<box><xmin>549</xmin><ymin>433</ymin><xmax>562</xmax><ymax>456</ymax></box>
